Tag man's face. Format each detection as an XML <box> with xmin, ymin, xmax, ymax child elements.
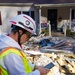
<box><xmin>20</xmin><ymin>31</ymin><xmax>32</xmax><ymax>44</ymax></box>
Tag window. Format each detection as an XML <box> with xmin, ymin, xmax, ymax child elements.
<box><xmin>18</xmin><ymin>11</ymin><xmax>21</xmax><ymax>15</ymax></box>
<box><xmin>31</xmin><ymin>11</ymin><xmax>35</xmax><ymax>20</ymax></box>
<box><xmin>72</xmin><ymin>9</ymin><xmax>75</xmax><ymax>20</ymax></box>
<box><xmin>22</xmin><ymin>11</ymin><xmax>29</xmax><ymax>15</ymax></box>
<box><xmin>0</xmin><ymin>12</ymin><xmax>2</xmax><ymax>25</ymax></box>
<box><xmin>17</xmin><ymin>11</ymin><xmax>35</xmax><ymax>20</ymax></box>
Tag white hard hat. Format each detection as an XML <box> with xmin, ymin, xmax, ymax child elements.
<box><xmin>10</xmin><ymin>14</ymin><xmax>36</xmax><ymax>35</ymax></box>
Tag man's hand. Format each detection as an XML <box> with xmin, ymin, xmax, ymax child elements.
<box><xmin>37</xmin><ymin>66</ymin><xmax>50</xmax><ymax>75</ymax></box>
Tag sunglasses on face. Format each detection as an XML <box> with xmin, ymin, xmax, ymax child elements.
<box><xmin>26</xmin><ymin>32</ymin><xmax>32</xmax><ymax>38</ymax></box>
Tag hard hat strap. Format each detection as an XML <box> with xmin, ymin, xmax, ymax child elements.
<box><xmin>17</xmin><ymin>30</ymin><xmax>25</xmax><ymax>45</ymax></box>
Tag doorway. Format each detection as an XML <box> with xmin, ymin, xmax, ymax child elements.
<box><xmin>48</xmin><ymin>9</ymin><xmax>57</xmax><ymax>32</ymax></box>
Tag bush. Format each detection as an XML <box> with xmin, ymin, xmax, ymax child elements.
<box><xmin>66</xmin><ymin>29</ymin><xmax>75</xmax><ymax>37</ymax></box>
<box><xmin>42</xmin><ymin>28</ymin><xmax>49</xmax><ymax>36</ymax></box>
<box><xmin>66</xmin><ymin>29</ymin><xmax>71</xmax><ymax>37</ymax></box>
<box><xmin>71</xmin><ymin>32</ymin><xmax>75</xmax><ymax>38</ymax></box>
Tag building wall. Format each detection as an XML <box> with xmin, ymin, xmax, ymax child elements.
<box><xmin>41</xmin><ymin>6</ymin><xmax>75</xmax><ymax>29</ymax></box>
<box><xmin>0</xmin><ymin>6</ymin><xmax>38</xmax><ymax>34</ymax></box>
<box><xmin>41</xmin><ymin>8</ymin><xmax>47</xmax><ymax>23</ymax></box>
<box><xmin>0</xmin><ymin>5</ymin><xmax>75</xmax><ymax>34</ymax></box>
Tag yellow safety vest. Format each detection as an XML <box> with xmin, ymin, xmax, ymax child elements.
<box><xmin>0</xmin><ymin>47</ymin><xmax>32</xmax><ymax>75</ymax></box>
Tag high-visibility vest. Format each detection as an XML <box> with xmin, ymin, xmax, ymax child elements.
<box><xmin>0</xmin><ymin>47</ymin><xmax>32</xmax><ymax>75</ymax></box>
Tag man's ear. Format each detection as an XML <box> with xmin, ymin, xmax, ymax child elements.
<box><xmin>19</xmin><ymin>30</ymin><xmax>23</xmax><ymax>35</ymax></box>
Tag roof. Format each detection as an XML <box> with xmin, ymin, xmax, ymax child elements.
<box><xmin>0</xmin><ymin>0</ymin><xmax>34</xmax><ymax>3</ymax></box>
<box><xmin>34</xmin><ymin>0</ymin><xmax>75</xmax><ymax>4</ymax></box>
<box><xmin>0</xmin><ymin>0</ymin><xmax>75</xmax><ymax>6</ymax></box>
<box><xmin>0</xmin><ymin>0</ymin><xmax>75</xmax><ymax>4</ymax></box>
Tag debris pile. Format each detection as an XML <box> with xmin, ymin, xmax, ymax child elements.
<box><xmin>22</xmin><ymin>35</ymin><xmax>75</xmax><ymax>75</ymax></box>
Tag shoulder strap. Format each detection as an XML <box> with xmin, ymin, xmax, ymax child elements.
<box><xmin>0</xmin><ymin>47</ymin><xmax>22</xmax><ymax>59</ymax></box>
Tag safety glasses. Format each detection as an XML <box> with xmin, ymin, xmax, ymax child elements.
<box><xmin>26</xmin><ymin>32</ymin><xmax>32</xmax><ymax>38</ymax></box>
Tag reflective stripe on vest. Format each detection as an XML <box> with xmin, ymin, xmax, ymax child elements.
<box><xmin>0</xmin><ymin>47</ymin><xmax>32</xmax><ymax>75</ymax></box>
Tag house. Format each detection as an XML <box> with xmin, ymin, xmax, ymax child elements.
<box><xmin>0</xmin><ymin>0</ymin><xmax>75</xmax><ymax>35</ymax></box>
